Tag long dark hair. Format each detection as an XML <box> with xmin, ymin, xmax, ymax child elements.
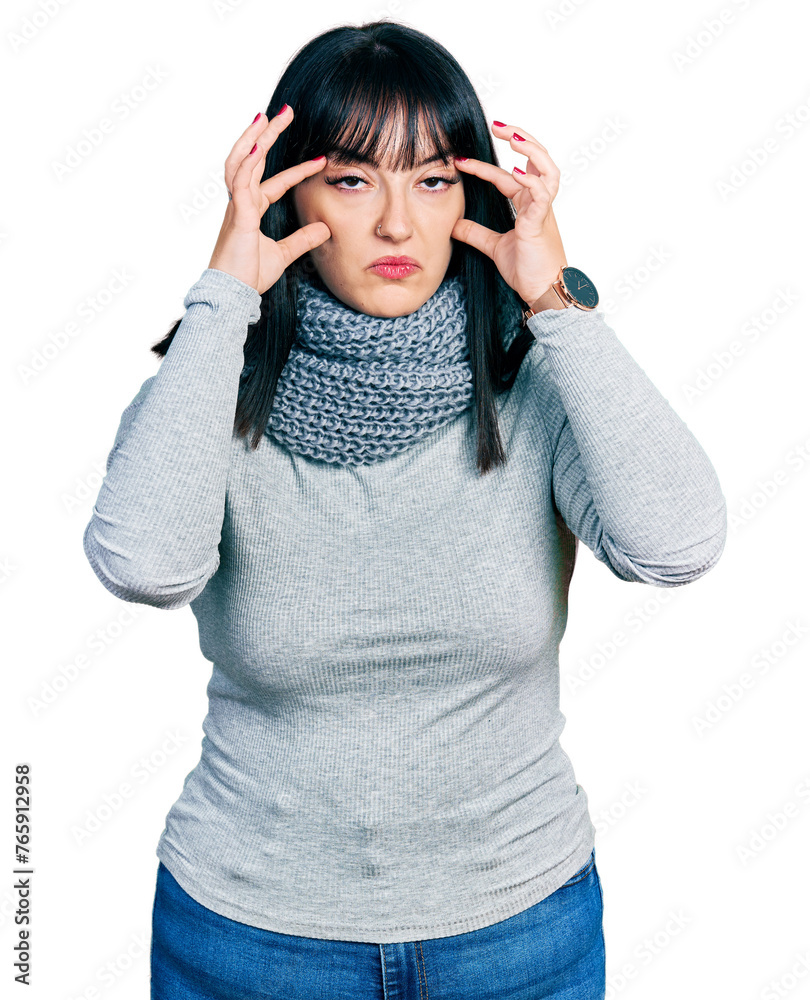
<box><xmin>151</xmin><ymin>19</ymin><xmax>536</xmax><ymax>475</ymax></box>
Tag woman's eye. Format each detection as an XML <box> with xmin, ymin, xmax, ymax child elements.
<box><xmin>327</xmin><ymin>174</ymin><xmax>366</xmax><ymax>189</ymax></box>
<box><xmin>324</xmin><ymin>174</ymin><xmax>457</xmax><ymax>191</ymax></box>
<box><xmin>422</xmin><ymin>176</ymin><xmax>450</xmax><ymax>190</ymax></box>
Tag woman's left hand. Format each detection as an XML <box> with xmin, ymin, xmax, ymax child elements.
<box><xmin>451</xmin><ymin>122</ymin><xmax>567</xmax><ymax>307</ymax></box>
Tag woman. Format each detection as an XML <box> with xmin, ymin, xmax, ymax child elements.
<box><xmin>82</xmin><ymin>19</ymin><xmax>727</xmax><ymax>1000</ymax></box>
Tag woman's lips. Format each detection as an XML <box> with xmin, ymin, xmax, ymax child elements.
<box><xmin>369</xmin><ymin>262</ymin><xmax>420</xmax><ymax>279</ymax></box>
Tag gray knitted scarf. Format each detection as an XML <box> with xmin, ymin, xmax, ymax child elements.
<box><xmin>263</xmin><ymin>271</ymin><xmax>524</xmax><ymax>466</ymax></box>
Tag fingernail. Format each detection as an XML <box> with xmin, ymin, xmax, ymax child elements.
<box><xmin>493</xmin><ymin>120</ymin><xmax>506</xmax><ymax>127</ymax></box>
<box><xmin>512</xmin><ymin>133</ymin><xmax>526</xmax><ymax>142</ymax></box>
<box><xmin>252</xmin><ymin>113</ymin><xmax>262</xmax><ymax>124</ymax></box>
<box><xmin>310</xmin><ymin>155</ymin><xmax>326</xmax><ymax>161</ymax></box>
<box><xmin>250</xmin><ymin>143</ymin><xmax>258</xmax><ymax>155</ymax></box>
<box><xmin>454</xmin><ymin>156</ymin><xmax>468</xmax><ymax>162</ymax></box>
<box><xmin>513</xmin><ymin>166</ymin><xmax>526</xmax><ymax>175</ymax></box>
<box><xmin>275</xmin><ymin>103</ymin><xmax>288</xmax><ymax>116</ymax></box>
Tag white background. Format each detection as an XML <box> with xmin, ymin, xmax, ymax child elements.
<box><xmin>3</xmin><ymin>0</ymin><xmax>809</xmax><ymax>997</ymax></box>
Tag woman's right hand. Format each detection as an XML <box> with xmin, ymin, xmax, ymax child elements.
<box><xmin>207</xmin><ymin>105</ymin><xmax>330</xmax><ymax>295</ymax></box>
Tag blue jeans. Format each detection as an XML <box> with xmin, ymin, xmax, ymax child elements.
<box><xmin>150</xmin><ymin>849</ymin><xmax>605</xmax><ymax>999</ymax></box>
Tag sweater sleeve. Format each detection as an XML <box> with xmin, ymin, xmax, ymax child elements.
<box><xmin>82</xmin><ymin>267</ymin><xmax>262</xmax><ymax>609</ymax></box>
<box><xmin>525</xmin><ymin>305</ymin><xmax>727</xmax><ymax>587</ymax></box>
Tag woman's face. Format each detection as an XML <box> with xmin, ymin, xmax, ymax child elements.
<box><xmin>291</xmin><ymin>121</ymin><xmax>465</xmax><ymax>317</ymax></box>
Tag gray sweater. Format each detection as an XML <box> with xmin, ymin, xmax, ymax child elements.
<box><xmin>83</xmin><ymin>267</ymin><xmax>727</xmax><ymax>943</ymax></box>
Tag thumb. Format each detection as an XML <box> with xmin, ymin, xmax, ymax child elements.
<box><xmin>277</xmin><ymin>221</ymin><xmax>331</xmax><ymax>265</ymax></box>
<box><xmin>452</xmin><ymin>217</ymin><xmax>497</xmax><ymax>260</ymax></box>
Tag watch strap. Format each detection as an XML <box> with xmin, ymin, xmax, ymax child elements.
<box><xmin>521</xmin><ymin>266</ymin><xmax>571</xmax><ymax>324</ymax></box>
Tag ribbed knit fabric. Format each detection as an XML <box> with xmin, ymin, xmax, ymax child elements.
<box><xmin>263</xmin><ymin>272</ymin><xmax>485</xmax><ymax>466</ymax></box>
<box><xmin>82</xmin><ymin>266</ymin><xmax>727</xmax><ymax>943</ymax></box>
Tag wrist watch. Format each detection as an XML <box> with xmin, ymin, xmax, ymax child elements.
<box><xmin>521</xmin><ymin>265</ymin><xmax>599</xmax><ymax>324</ymax></box>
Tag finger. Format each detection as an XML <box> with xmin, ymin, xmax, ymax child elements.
<box><xmin>451</xmin><ymin>216</ymin><xmax>500</xmax><ymax>261</ymax></box>
<box><xmin>230</xmin><ymin>126</ymin><xmax>318</xmax><ymax>212</ymax></box>
<box><xmin>491</xmin><ymin>122</ymin><xmax>561</xmax><ymax>199</ymax></box>
<box><xmin>225</xmin><ymin>104</ymin><xmax>293</xmax><ymax>195</ymax></box>
<box><xmin>223</xmin><ymin>112</ymin><xmax>270</xmax><ymax>194</ymax></box>
<box><xmin>453</xmin><ymin>156</ymin><xmax>523</xmax><ymax>202</ymax></box>
<box><xmin>510</xmin><ymin>168</ymin><xmax>553</xmax><ymax>221</ymax></box>
<box><xmin>275</xmin><ymin>221</ymin><xmax>332</xmax><ymax>266</ymax></box>
<box><xmin>257</xmin><ymin>155</ymin><xmax>328</xmax><ymax>207</ymax></box>
<box><xmin>228</xmin><ymin>141</ymin><xmax>269</xmax><ymax>211</ymax></box>
<box><xmin>491</xmin><ymin>121</ymin><xmax>550</xmax><ymax>153</ymax></box>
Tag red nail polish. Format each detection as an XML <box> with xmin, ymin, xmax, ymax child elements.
<box><xmin>275</xmin><ymin>103</ymin><xmax>288</xmax><ymax>117</ymax></box>
<box><xmin>493</xmin><ymin>120</ymin><xmax>506</xmax><ymax>127</ymax></box>
<box><xmin>512</xmin><ymin>133</ymin><xmax>526</xmax><ymax>142</ymax></box>
<box><xmin>513</xmin><ymin>166</ymin><xmax>526</xmax><ymax>175</ymax></box>
<box><xmin>250</xmin><ymin>143</ymin><xmax>258</xmax><ymax>154</ymax></box>
<box><xmin>454</xmin><ymin>156</ymin><xmax>468</xmax><ymax>162</ymax></box>
<box><xmin>252</xmin><ymin>113</ymin><xmax>262</xmax><ymax>124</ymax></box>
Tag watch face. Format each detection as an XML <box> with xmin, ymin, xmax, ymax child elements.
<box><xmin>561</xmin><ymin>267</ymin><xmax>599</xmax><ymax>309</ymax></box>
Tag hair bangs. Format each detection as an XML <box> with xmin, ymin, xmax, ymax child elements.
<box><xmin>307</xmin><ymin>81</ymin><xmax>457</xmax><ymax>173</ymax></box>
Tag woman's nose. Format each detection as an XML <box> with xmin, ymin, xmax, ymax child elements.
<box><xmin>376</xmin><ymin>202</ymin><xmax>413</xmax><ymax>240</ymax></box>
